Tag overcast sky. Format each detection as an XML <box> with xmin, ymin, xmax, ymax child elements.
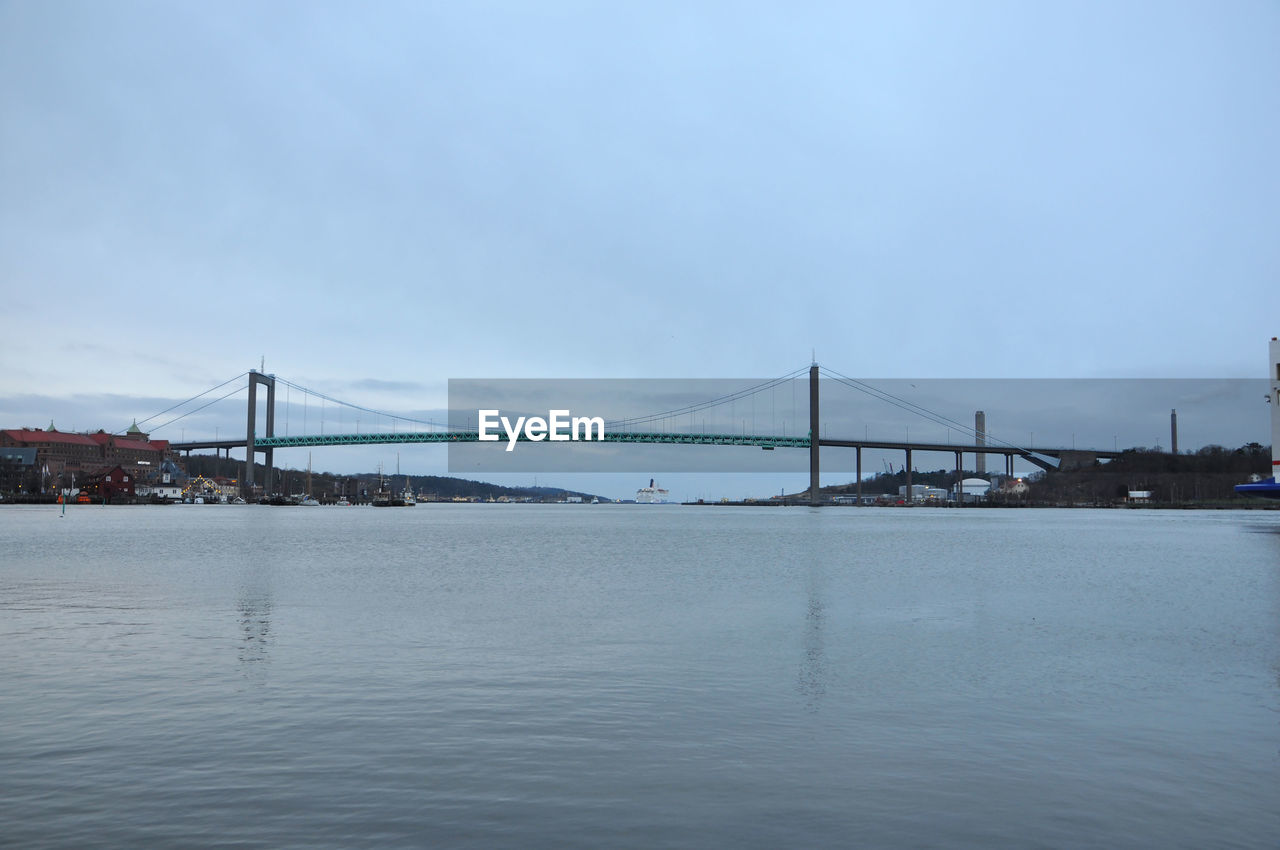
<box><xmin>2</xmin><ymin>2</ymin><xmax>1277</xmax><ymax>498</ymax></box>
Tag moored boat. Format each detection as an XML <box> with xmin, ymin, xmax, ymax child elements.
<box><xmin>371</xmin><ymin>463</ymin><xmax>414</xmax><ymax>506</ymax></box>
<box><xmin>299</xmin><ymin>454</ymin><xmax>321</xmax><ymax>505</ymax></box>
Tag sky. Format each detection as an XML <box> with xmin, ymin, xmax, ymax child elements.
<box><xmin>2</xmin><ymin>1</ymin><xmax>1278</xmax><ymax>499</ymax></box>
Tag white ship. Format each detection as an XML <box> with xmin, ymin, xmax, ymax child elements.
<box><xmin>636</xmin><ymin>478</ymin><xmax>670</xmax><ymax>504</ymax></box>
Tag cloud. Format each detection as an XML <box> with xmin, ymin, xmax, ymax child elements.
<box><xmin>3</xmin><ymin>1</ymin><xmax>1276</xmax><ymax>497</ymax></box>
<box><xmin>345</xmin><ymin>378</ymin><xmax>434</xmax><ymax>394</ymax></box>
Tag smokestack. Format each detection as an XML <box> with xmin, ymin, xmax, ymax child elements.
<box><xmin>1171</xmin><ymin>409</ymin><xmax>1178</xmax><ymax>455</ymax></box>
<box><xmin>975</xmin><ymin>410</ymin><xmax>986</xmax><ymax>475</ymax></box>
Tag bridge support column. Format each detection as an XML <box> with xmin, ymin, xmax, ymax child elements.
<box><xmin>955</xmin><ymin>451</ymin><xmax>962</xmax><ymax>506</ymax></box>
<box><xmin>243</xmin><ymin>370</ymin><xmax>277</xmax><ymax>499</ymax></box>
<box><xmin>905</xmin><ymin>448</ymin><xmax>912</xmax><ymax>504</ymax></box>
<box><xmin>809</xmin><ymin>364</ymin><xmax>820</xmax><ymax>505</ymax></box>
<box><xmin>856</xmin><ymin>446</ymin><xmax>862</xmax><ymax>506</ymax></box>
<box><xmin>264</xmin><ymin>377</ymin><xmax>276</xmax><ymax>494</ymax></box>
<box><xmin>244</xmin><ymin>378</ymin><xmax>257</xmax><ymax>497</ymax></box>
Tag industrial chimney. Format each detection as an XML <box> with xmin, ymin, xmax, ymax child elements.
<box><xmin>975</xmin><ymin>411</ymin><xmax>986</xmax><ymax>475</ymax></box>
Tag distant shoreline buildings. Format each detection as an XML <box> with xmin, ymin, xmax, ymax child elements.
<box><xmin>0</xmin><ymin>421</ymin><xmax>181</xmax><ymax>499</ymax></box>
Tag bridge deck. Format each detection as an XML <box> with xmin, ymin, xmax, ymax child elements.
<box><xmin>171</xmin><ymin>431</ymin><xmax>1119</xmax><ymax>459</ymax></box>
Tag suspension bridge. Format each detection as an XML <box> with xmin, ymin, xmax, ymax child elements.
<box><xmin>142</xmin><ymin>363</ymin><xmax>1121</xmax><ymax>503</ymax></box>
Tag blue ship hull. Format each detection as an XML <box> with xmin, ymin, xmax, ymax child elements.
<box><xmin>1235</xmin><ymin>477</ymin><xmax>1280</xmax><ymax>499</ymax></box>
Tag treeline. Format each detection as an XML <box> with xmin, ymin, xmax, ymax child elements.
<box><xmin>179</xmin><ymin>455</ymin><xmax>606</xmax><ymax>502</ymax></box>
<box><xmin>814</xmin><ymin>442</ymin><xmax>1273</xmax><ymax>505</ymax></box>
<box><xmin>823</xmin><ymin>468</ymin><xmax>963</xmax><ymax>496</ymax></box>
<box><xmin>1027</xmin><ymin>443</ymin><xmax>1272</xmax><ymax>504</ymax></box>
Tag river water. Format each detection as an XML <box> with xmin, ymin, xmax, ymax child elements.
<box><xmin>2</xmin><ymin>504</ymin><xmax>1277</xmax><ymax>848</ymax></box>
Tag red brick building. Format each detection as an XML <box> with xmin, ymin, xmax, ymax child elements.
<box><xmin>0</xmin><ymin>423</ymin><xmax>172</xmax><ymax>493</ymax></box>
<box><xmin>77</xmin><ymin>465</ymin><xmax>136</xmax><ymax>503</ymax></box>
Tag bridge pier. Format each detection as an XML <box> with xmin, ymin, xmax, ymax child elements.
<box><xmin>242</xmin><ymin>370</ymin><xmax>276</xmax><ymax>499</ymax></box>
<box><xmin>856</xmin><ymin>446</ymin><xmax>862</xmax><ymax>506</ymax></box>
<box><xmin>955</xmin><ymin>450</ymin><xmax>962</xmax><ymax>505</ymax></box>
<box><xmin>263</xmin><ymin>381</ymin><xmax>276</xmax><ymax>494</ymax></box>
<box><xmin>809</xmin><ymin>364</ymin><xmax>819</xmax><ymax>505</ymax></box>
<box><xmin>905</xmin><ymin>448</ymin><xmax>912</xmax><ymax>504</ymax></box>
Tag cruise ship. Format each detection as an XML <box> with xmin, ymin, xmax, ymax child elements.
<box><xmin>636</xmin><ymin>478</ymin><xmax>670</xmax><ymax>504</ymax></box>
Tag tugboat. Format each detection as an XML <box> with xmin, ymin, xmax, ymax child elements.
<box><xmin>371</xmin><ymin>464</ymin><xmax>393</xmax><ymax>507</ymax></box>
<box><xmin>371</xmin><ymin>463</ymin><xmax>414</xmax><ymax>507</ymax></box>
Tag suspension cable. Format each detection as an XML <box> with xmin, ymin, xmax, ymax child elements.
<box><xmin>263</xmin><ymin>365</ymin><xmax>1036</xmax><ymax>450</ymax></box>
<box><xmin>149</xmin><ymin>382</ymin><xmax>249</xmax><ymax>434</ymax></box>
<box><xmin>275</xmin><ymin>369</ymin><xmax>814</xmax><ymax>436</ymax></box>
<box><xmin>124</xmin><ymin>372</ymin><xmax>249</xmax><ymax>434</ymax></box>
<box><xmin>819</xmin><ymin>366</ymin><xmax>1032</xmax><ymax>453</ymax></box>
<box><xmin>275</xmin><ymin>378</ymin><xmax>451</xmax><ymax>430</ymax></box>
<box><xmin>605</xmin><ymin>367</ymin><xmax>810</xmax><ymax>430</ymax></box>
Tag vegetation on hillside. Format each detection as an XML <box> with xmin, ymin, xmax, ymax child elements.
<box><xmin>806</xmin><ymin>442</ymin><xmax>1273</xmax><ymax>506</ymax></box>
<box><xmin>1025</xmin><ymin>443</ymin><xmax>1271</xmax><ymax>504</ymax></box>
<box><xmin>180</xmin><ymin>455</ymin><xmax>609</xmax><ymax>502</ymax></box>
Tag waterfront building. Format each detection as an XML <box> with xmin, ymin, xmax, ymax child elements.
<box><xmin>997</xmin><ymin>478</ymin><xmax>1029</xmax><ymax>497</ymax></box>
<box><xmin>213</xmin><ymin>476</ymin><xmax>240</xmax><ymax>500</ymax></box>
<box><xmin>136</xmin><ymin>481</ymin><xmax>183</xmax><ymax>501</ymax></box>
<box><xmin>898</xmin><ymin>483</ymin><xmax>928</xmax><ymax>501</ymax></box>
<box><xmin>77</xmin><ymin>465</ymin><xmax>137</xmax><ymax>503</ymax></box>
<box><xmin>0</xmin><ymin>447</ymin><xmax>37</xmax><ymax>495</ymax></box>
<box><xmin>0</xmin><ymin>422</ymin><xmax>174</xmax><ymax>493</ymax></box>
<box><xmin>954</xmin><ymin>477</ymin><xmax>994</xmax><ymax>503</ymax></box>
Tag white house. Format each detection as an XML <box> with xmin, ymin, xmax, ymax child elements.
<box><xmin>137</xmin><ymin>483</ymin><xmax>182</xmax><ymax>501</ymax></box>
<box><xmin>1000</xmin><ymin>478</ymin><xmax>1029</xmax><ymax>497</ymax></box>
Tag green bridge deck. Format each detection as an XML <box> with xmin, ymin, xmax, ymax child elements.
<box><xmin>179</xmin><ymin>431</ymin><xmax>1100</xmax><ymax>462</ymax></box>
<box><xmin>249</xmin><ymin>431</ymin><xmax>812</xmax><ymax>449</ymax></box>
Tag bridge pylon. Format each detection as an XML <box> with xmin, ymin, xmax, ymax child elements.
<box><xmin>810</xmin><ymin>363</ymin><xmax>819</xmax><ymax>505</ymax></box>
<box><xmin>243</xmin><ymin>370</ymin><xmax>276</xmax><ymax>499</ymax></box>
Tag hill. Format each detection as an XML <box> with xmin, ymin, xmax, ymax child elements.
<box><xmin>179</xmin><ymin>455</ymin><xmax>609</xmax><ymax>503</ymax></box>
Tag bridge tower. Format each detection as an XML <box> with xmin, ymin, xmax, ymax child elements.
<box><xmin>975</xmin><ymin>410</ymin><xmax>986</xmax><ymax>475</ymax></box>
<box><xmin>242</xmin><ymin>370</ymin><xmax>277</xmax><ymax>499</ymax></box>
<box><xmin>810</xmin><ymin>363</ymin><xmax>820</xmax><ymax>505</ymax></box>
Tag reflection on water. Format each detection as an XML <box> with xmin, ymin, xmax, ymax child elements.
<box><xmin>0</xmin><ymin>505</ymin><xmax>1277</xmax><ymax>848</ymax></box>
<box><xmin>796</xmin><ymin>559</ymin><xmax>826</xmax><ymax>711</ymax></box>
<box><xmin>236</xmin><ymin>571</ymin><xmax>272</xmax><ymax>675</ymax></box>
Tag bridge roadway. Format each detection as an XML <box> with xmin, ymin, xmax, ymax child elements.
<box><xmin>172</xmin><ymin>431</ymin><xmax>1120</xmax><ymax>465</ymax></box>
<box><xmin>164</xmin><ymin>366</ymin><xmax>1129</xmax><ymax>502</ymax></box>
<box><xmin>174</xmin><ymin>430</ymin><xmax>1121</xmax><ymax>503</ymax></box>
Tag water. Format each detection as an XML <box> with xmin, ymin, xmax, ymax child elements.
<box><xmin>2</xmin><ymin>504</ymin><xmax>1278</xmax><ymax>848</ymax></box>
